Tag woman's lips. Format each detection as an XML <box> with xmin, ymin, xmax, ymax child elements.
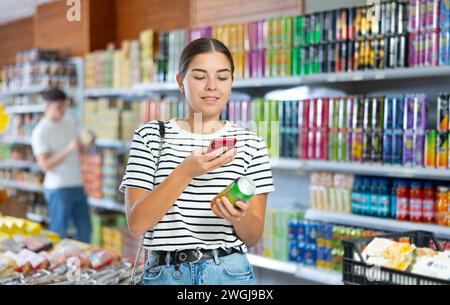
<box><xmin>201</xmin><ymin>97</ymin><xmax>219</xmax><ymax>104</ymax></box>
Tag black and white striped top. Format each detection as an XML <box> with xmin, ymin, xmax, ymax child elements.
<box><xmin>119</xmin><ymin>118</ymin><xmax>275</xmax><ymax>252</ymax></box>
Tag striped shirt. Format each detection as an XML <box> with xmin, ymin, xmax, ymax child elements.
<box><xmin>119</xmin><ymin>118</ymin><xmax>275</xmax><ymax>252</ymax></box>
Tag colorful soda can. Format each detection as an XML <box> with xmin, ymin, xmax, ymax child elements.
<box><xmin>383</xmin><ymin>129</ymin><xmax>394</xmax><ymax>164</ymax></box>
<box><xmin>392</xmin><ymin>129</ymin><xmax>404</xmax><ymax>164</ymax></box>
<box><xmin>352</xmin><ymin>130</ymin><xmax>363</xmax><ymax>162</ymax></box>
<box><xmin>371</xmin><ymin>130</ymin><xmax>383</xmax><ymax>163</ymax></box>
<box><xmin>397</xmin><ymin>34</ymin><xmax>408</xmax><ymax>68</ymax></box>
<box><xmin>393</xmin><ymin>95</ymin><xmax>405</xmax><ymax>130</ymax></box>
<box><xmin>352</xmin><ymin>96</ymin><xmax>364</xmax><ymax>129</ymax></box>
<box><xmin>338</xmin><ymin>130</ymin><xmax>348</xmax><ymax>162</ymax></box>
<box><xmin>403</xmin><ymin>95</ymin><xmax>415</xmax><ymax>130</ymax></box>
<box><xmin>329</xmin><ymin>98</ymin><xmax>340</xmax><ymax>129</ymax></box>
<box><xmin>439</xmin><ymin>29</ymin><xmax>450</xmax><ymax>66</ymax></box>
<box><xmin>372</xmin><ymin>96</ymin><xmax>384</xmax><ymax>130</ymax></box>
<box><xmin>308</xmin><ymin>129</ymin><xmax>317</xmax><ymax>159</ymax></box>
<box><xmin>384</xmin><ymin>96</ymin><xmax>394</xmax><ymax>130</ymax></box>
<box><xmin>211</xmin><ymin>176</ymin><xmax>256</xmax><ymax>208</ymax></box>
<box><xmin>408</xmin><ymin>33</ymin><xmax>418</xmax><ymax>67</ymax></box>
<box><xmin>315</xmin><ymin>129</ymin><xmax>328</xmax><ymax>160</ymax></box>
<box><xmin>338</xmin><ymin>97</ymin><xmax>348</xmax><ymax>130</ymax></box>
<box><xmin>425</xmin><ymin>30</ymin><xmax>439</xmax><ymax>66</ymax></box>
<box><xmin>345</xmin><ymin>97</ymin><xmax>354</xmax><ymax>130</ymax></box>
<box><xmin>413</xmin><ymin>94</ymin><xmax>428</xmax><ymax>130</ymax></box>
<box><xmin>363</xmin><ymin>97</ymin><xmax>372</xmax><ymax>130</ymax></box>
<box><xmin>329</xmin><ymin>130</ymin><xmax>339</xmax><ymax>161</ymax></box>
<box><xmin>363</xmin><ymin>130</ymin><xmax>372</xmax><ymax>162</ymax></box>
<box><xmin>424</xmin><ymin>129</ymin><xmax>437</xmax><ymax>167</ymax></box>
<box><xmin>439</xmin><ymin>0</ymin><xmax>450</xmax><ymax>29</ymax></box>
<box><xmin>437</xmin><ymin>94</ymin><xmax>449</xmax><ymax>132</ymax></box>
<box><xmin>316</xmin><ymin>98</ymin><xmax>329</xmax><ymax>129</ymax></box>
<box><xmin>413</xmin><ymin>131</ymin><xmax>425</xmax><ymax>166</ymax></box>
<box><xmin>298</xmin><ymin>129</ymin><xmax>309</xmax><ymax>160</ymax></box>
<box><xmin>437</xmin><ymin>131</ymin><xmax>449</xmax><ymax>168</ymax></box>
<box><xmin>403</xmin><ymin>130</ymin><xmax>415</xmax><ymax>166</ymax></box>
<box><xmin>298</xmin><ymin>99</ymin><xmax>310</xmax><ymax>129</ymax></box>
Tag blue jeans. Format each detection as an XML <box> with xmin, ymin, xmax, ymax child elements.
<box><xmin>141</xmin><ymin>251</ymin><xmax>255</xmax><ymax>285</ymax></box>
<box><xmin>44</xmin><ymin>186</ymin><xmax>92</xmax><ymax>243</ymax></box>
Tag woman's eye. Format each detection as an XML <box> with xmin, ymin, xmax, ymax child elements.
<box><xmin>218</xmin><ymin>77</ymin><xmax>228</xmax><ymax>81</ymax></box>
<box><xmin>193</xmin><ymin>76</ymin><xmax>205</xmax><ymax>80</ymax></box>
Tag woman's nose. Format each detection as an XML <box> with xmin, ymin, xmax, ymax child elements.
<box><xmin>205</xmin><ymin>77</ymin><xmax>217</xmax><ymax>91</ymax></box>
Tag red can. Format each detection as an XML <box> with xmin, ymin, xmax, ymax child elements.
<box><xmin>315</xmin><ymin>129</ymin><xmax>329</xmax><ymax>160</ymax></box>
<box><xmin>298</xmin><ymin>99</ymin><xmax>310</xmax><ymax>129</ymax></box>
<box><xmin>298</xmin><ymin>129</ymin><xmax>309</xmax><ymax>160</ymax></box>
<box><xmin>308</xmin><ymin>130</ymin><xmax>317</xmax><ymax>159</ymax></box>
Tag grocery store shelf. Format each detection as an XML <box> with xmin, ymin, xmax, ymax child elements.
<box><xmin>247</xmin><ymin>254</ymin><xmax>342</xmax><ymax>285</ymax></box>
<box><xmin>95</xmin><ymin>138</ymin><xmax>131</xmax><ymax>151</ymax></box>
<box><xmin>84</xmin><ymin>66</ymin><xmax>450</xmax><ymax>97</ymax></box>
<box><xmin>270</xmin><ymin>158</ymin><xmax>450</xmax><ymax>180</ymax></box>
<box><xmin>305</xmin><ymin>209</ymin><xmax>450</xmax><ymax>240</ymax></box>
<box><xmin>5</xmin><ymin>104</ymin><xmax>46</xmax><ymax>114</ymax></box>
<box><xmin>0</xmin><ymin>179</ymin><xmax>43</xmax><ymax>193</ymax></box>
<box><xmin>0</xmin><ymin>136</ymin><xmax>31</xmax><ymax>145</ymax></box>
<box><xmin>88</xmin><ymin>197</ymin><xmax>125</xmax><ymax>213</ymax></box>
<box><xmin>0</xmin><ymin>160</ymin><xmax>41</xmax><ymax>171</ymax></box>
<box><xmin>0</xmin><ymin>85</ymin><xmax>48</xmax><ymax>97</ymax></box>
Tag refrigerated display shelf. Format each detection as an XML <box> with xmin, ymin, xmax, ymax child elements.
<box><xmin>83</xmin><ymin>66</ymin><xmax>450</xmax><ymax>97</ymax></box>
<box><xmin>0</xmin><ymin>86</ymin><xmax>78</xmax><ymax>98</ymax></box>
<box><xmin>270</xmin><ymin>159</ymin><xmax>450</xmax><ymax>180</ymax></box>
<box><xmin>88</xmin><ymin>197</ymin><xmax>125</xmax><ymax>213</ymax></box>
<box><xmin>305</xmin><ymin>209</ymin><xmax>450</xmax><ymax>240</ymax></box>
<box><xmin>247</xmin><ymin>254</ymin><xmax>342</xmax><ymax>285</ymax></box>
<box><xmin>0</xmin><ymin>179</ymin><xmax>43</xmax><ymax>193</ymax></box>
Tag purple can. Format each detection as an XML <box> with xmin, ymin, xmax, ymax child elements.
<box><xmin>426</xmin><ymin>0</ymin><xmax>440</xmax><ymax>31</ymax></box>
<box><xmin>408</xmin><ymin>33</ymin><xmax>418</xmax><ymax>67</ymax></box>
<box><xmin>346</xmin><ymin>97</ymin><xmax>354</xmax><ymax>130</ymax></box>
<box><xmin>419</xmin><ymin>0</ymin><xmax>427</xmax><ymax>32</ymax></box>
<box><xmin>383</xmin><ymin>130</ymin><xmax>393</xmax><ymax>164</ymax></box>
<box><xmin>413</xmin><ymin>94</ymin><xmax>428</xmax><ymax>130</ymax></box>
<box><xmin>403</xmin><ymin>130</ymin><xmax>415</xmax><ymax>166</ymax></box>
<box><xmin>384</xmin><ymin>96</ymin><xmax>394</xmax><ymax>130</ymax></box>
<box><xmin>413</xmin><ymin>131</ymin><xmax>425</xmax><ymax>166</ymax></box>
<box><xmin>403</xmin><ymin>95</ymin><xmax>415</xmax><ymax>130</ymax></box>
<box><xmin>346</xmin><ymin>131</ymin><xmax>353</xmax><ymax>162</ymax></box>
<box><xmin>393</xmin><ymin>129</ymin><xmax>404</xmax><ymax>164</ymax></box>
<box><xmin>393</xmin><ymin>95</ymin><xmax>405</xmax><ymax>130</ymax></box>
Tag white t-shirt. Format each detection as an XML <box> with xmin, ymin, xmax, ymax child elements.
<box><xmin>31</xmin><ymin>116</ymin><xmax>83</xmax><ymax>189</ymax></box>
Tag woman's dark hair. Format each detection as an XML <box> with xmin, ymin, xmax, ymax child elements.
<box><xmin>179</xmin><ymin>38</ymin><xmax>235</xmax><ymax>80</ymax></box>
<box><xmin>42</xmin><ymin>88</ymin><xmax>67</xmax><ymax>103</ymax></box>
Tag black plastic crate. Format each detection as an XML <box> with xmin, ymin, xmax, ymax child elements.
<box><xmin>342</xmin><ymin>230</ymin><xmax>449</xmax><ymax>285</ymax></box>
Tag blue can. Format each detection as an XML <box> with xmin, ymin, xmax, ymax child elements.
<box><xmin>297</xmin><ymin>240</ymin><xmax>306</xmax><ymax>264</ymax></box>
<box><xmin>289</xmin><ymin>241</ymin><xmax>299</xmax><ymax>262</ymax></box>
<box><xmin>392</xmin><ymin>129</ymin><xmax>403</xmax><ymax>164</ymax></box>
<box><xmin>304</xmin><ymin>243</ymin><xmax>317</xmax><ymax>266</ymax></box>
<box><xmin>297</xmin><ymin>220</ymin><xmax>306</xmax><ymax>243</ymax></box>
<box><xmin>307</xmin><ymin>222</ymin><xmax>318</xmax><ymax>244</ymax></box>
<box><xmin>288</xmin><ymin>220</ymin><xmax>298</xmax><ymax>242</ymax></box>
<box><xmin>383</xmin><ymin>130</ymin><xmax>393</xmax><ymax>164</ymax></box>
<box><xmin>393</xmin><ymin>95</ymin><xmax>404</xmax><ymax>130</ymax></box>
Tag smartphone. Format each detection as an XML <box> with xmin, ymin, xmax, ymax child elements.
<box><xmin>207</xmin><ymin>138</ymin><xmax>237</xmax><ymax>153</ymax></box>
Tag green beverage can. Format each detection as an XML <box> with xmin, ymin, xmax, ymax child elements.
<box><xmin>329</xmin><ymin>131</ymin><xmax>339</xmax><ymax>161</ymax></box>
<box><xmin>292</xmin><ymin>47</ymin><xmax>301</xmax><ymax>76</ymax></box>
<box><xmin>211</xmin><ymin>177</ymin><xmax>256</xmax><ymax>208</ymax></box>
<box><xmin>293</xmin><ymin>16</ymin><xmax>303</xmax><ymax>48</ymax></box>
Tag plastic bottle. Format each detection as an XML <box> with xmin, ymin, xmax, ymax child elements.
<box><xmin>361</xmin><ymin>178</ymin><xmax>371</xmax><ymax>215</ymax></box>
<box><xmin>396</xmin><ymin>181</ymin><xmax>410</xmax><ymax>221</ymax></box>
<box><xmin>369</xmin><ymin>179</ymin><xmax>379</xmax><ymax>216</ymax></box>
<box><xmin>391</xmin><ymin>180</ymin><xmax>398</xmax><ymax>219</ymax></box>
<box><xmin>378</xmin><ymin>179</ymin><xmax>391</xmax><ymax>218</ymax></box>
<box><xmin>409</xmin><ymin>182</ymin><xmax>423</xmax><ymax>223</ymax></box>
<box><xmin>422</xmin><ymin>182</ymin><xmax>435</xmax><ymax>224</ymax></box>
<box><xmin>436</xmin><ymin>186</ymin><xmax>448</xmax><ymax>226</ymax></box>
<box><xmin>351</xmin><ymin>177</ymin><xmax>361</xmax><ymax>214</ymax></box>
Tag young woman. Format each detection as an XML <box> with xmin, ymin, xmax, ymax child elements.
<box><xmin>120</xmin><ymin>38</ymin><xmax>275</xmax><ymax>285</ymax></box>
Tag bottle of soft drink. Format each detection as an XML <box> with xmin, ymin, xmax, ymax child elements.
<box><xmin>369</xmin><ymin>178</ymin><xmax>379</xmax><ymax>216</ymax></box>
<box><xmin>378</xmin><ymin>179</ymin><xmax>391</xmax><ymax>218</ymax></box>
<box><xmin>436</xmin><ymin>186</ymin><xmax>448</xmax><ymax>226</ymax></box>
<box><xmin>391</xmin><ymin>180</ymin><xmax>399</xmax><ymax>219</ymax></box>
<box><xmin>361</xmin><ymin>178</ymin><xmax>372</xmax><ymax>215</ymax></box>
<box><xmin>396</xmin><ymin>180</ymin><xmax>410</xmax><ymax>221</ymax></box>
<box><xmin>409</xmin><ymin>182</ymin><xmax>424</xmax><ymax>223</ymax></box>
<box><xmin>351</xmin><ymin>177</ymin><xmax>362</xmax><ymax>214</ymax></box>
<box><xmin>422</xmin><ymin>182</ymin><xmax>435</xmax><ymax>223</ymax></box>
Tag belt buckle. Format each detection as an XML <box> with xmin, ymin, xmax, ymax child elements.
<box><xmin>189</xmin><ymin>249</ymin><xmax>203</xmax><ymax>264</ymax></box>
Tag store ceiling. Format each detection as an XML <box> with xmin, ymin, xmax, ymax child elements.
<box><xmin>0</xmin><ymin>0</ymin><xmax>54</xmax><ymax>26</ymax></box>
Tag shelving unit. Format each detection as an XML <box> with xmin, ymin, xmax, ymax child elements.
<box><xmin>4</xmin><ymin>104</ymin><xmax>46</xmax><ymax>114</ymax></box>
<box><xmin>305</xmin><ymin>209</ymin><xmax>450</xmax><ymax>240</ymax></box>
<box><xmin>270</xmin><ymin>159</ymin><xmax>450</xmax><ymax>181</ymax></box>
<box><xmin>88</xmin><ymin>197</ymin><xmax>125</xmax><ymax>213</ymax></box>
<box><xmin>0</xmin><ymin>136</ymin><xmax>32</xmax><ymax>145</ymax></box>
<box><xmin>0</xmin><ymin>179</ymin><xmax>43</xmax><ymax>193</ymax></box>
<box><xmin>247</xmin><ymin>254</ymin><xmax>342</xmax><ymax>285</ymax></box>
<box><xmin>0</xmin><ymin>160</ymin><xmax>41</xmax><ymax>171</ymax></box>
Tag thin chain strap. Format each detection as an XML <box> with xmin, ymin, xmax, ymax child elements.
<box><xmin>129</xmin><ymin>121</ymin><xmax>165</xmax><ymax>285</ymax></box>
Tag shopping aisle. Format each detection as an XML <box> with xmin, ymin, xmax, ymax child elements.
<box><xmin>0</xmin><ymin>0</ymin><xmax>450</xmax><ymax>286</ymax></box>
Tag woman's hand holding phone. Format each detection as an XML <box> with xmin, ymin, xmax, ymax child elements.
<box><xmin>178</xmin><ymin>142</ymin><xmax>237</xmax><ymax>179</ymax></box>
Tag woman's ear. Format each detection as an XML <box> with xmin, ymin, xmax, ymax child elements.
<box><xmin>176</xmin><ymin>73</ymin><xmax>185</xmax><ymax>95</ymax></box>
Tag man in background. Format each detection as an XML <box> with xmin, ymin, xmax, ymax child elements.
<box><xmin>31</xmin><ymin>88</ymin><xmax>91</xmax><ymax>243</ymax></box>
